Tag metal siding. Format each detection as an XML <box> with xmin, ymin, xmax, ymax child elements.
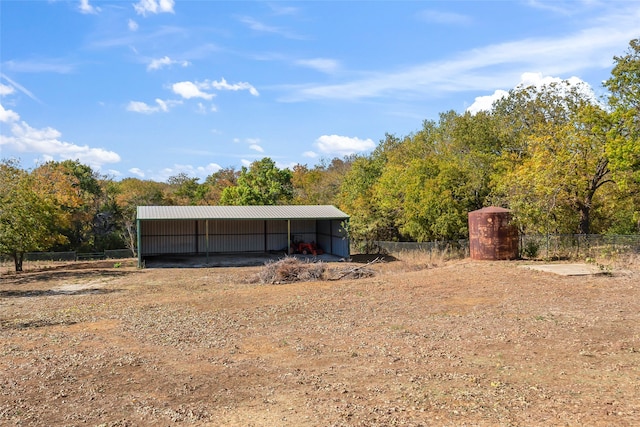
<box><xmin>137</xmin><ymin>205</ymin><xmax>349</xmax><ymax>220</ymax></box>
<box><xmin>140</xmin><ymin>220</ymin><xmax>197</xmax><ymax>255</ymax></box>
<box><xmin>138</xmin><ymin>206</ymin><xmax>351</xmax><ymax>258</ymax></box>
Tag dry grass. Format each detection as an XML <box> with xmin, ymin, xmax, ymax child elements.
<box><xmin>1</xmin><ymin>256</ymin><xmax>640</xmax><ymax>426</ymax></box>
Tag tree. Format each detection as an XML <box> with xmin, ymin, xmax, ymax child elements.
<box><xmin>491</xmin><ymin>82</ymin><xmax>615</xmax><ymax>235</ymax></box>
<box><xmin>166</xmin><ymin>173</ymin><xmax>204</xmax><ymax>205</ymax></box>
<box><xmin>220</xmin><ymin>158</ymin><xmax>293</xmax><ymax>205</ymax></box>
<box><xmin>32</xmin><ymin>160</ymin><xmax>104</xmax><ymax>251</ymax></box>
<box><xmin>369</xmin><ymin>113</ymin><xmax>501</xmax><ymax>242</ymax></box>
<box><xmin>337</xmin><ymin>135</ymin><xmax>399</xmax><ymax>250</ymax></box>
<box><xmin>291</xmin><ymin>156</ymin><xmax>353</xmax><ymax>205</ymax></box>
<box><xmin>113</xmin><ymin>178</ymin><xmax>167</xmax><ymax>255</ymax></box>
<box><xmin>0</xmin><ymin>160</ymin><xmax>67</xmax><ymax>271</ymax></box>
<box><xmin>202</xmin><ymin>167</ymin><xmax>239</xmax><ymax>204</ymax></box>
<box><xmin>603</xmin><ymin>38</ymin><xmax>640</xmax><ymax>231</ymax></box>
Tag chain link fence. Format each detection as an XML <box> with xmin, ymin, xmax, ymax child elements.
<box><xmin>520</xmin><ymin>234</ymin><xmax>640</xmax><ymax>260</ymax></box>
<box><xmin>373</xmin><ymin>240</ymin><xmax>470</xmax><ymax>259</ymax></box>
<box><xmin>2</xmin><ymin>249</ymin><xmax>134</xmax><ymax>263</ymax></box>
<box><xmin>373</xmin><ymin>234</ymin><xmax>640</xmax><ymax>260</ymax></box>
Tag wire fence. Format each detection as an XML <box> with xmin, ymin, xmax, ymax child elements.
<box><xmin>1</xmin><ymin>249</ymin><xmax>134</xmax><ymax>263</ymax></box>
<box><xmin>373</xmin><ymin>234</ymin><xmax>640</xmax><ymax>260</ymax></box>
<box><xmin>520</xmin><ymin>234</ymin><xmax>640</xmax><ymax>260</ymax></box>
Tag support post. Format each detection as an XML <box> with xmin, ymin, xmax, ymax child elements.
<box><xmin>136</xmin><ymin>218</ymin><xmax>142</xmax><ymax>268</ymax></box>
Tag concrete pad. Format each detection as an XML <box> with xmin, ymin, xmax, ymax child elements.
<box><xmin>520</xmin><ymin>263</ymin><xmax>604</xmax><ymax>276</ymax></box>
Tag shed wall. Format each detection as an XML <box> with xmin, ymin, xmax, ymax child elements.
<box><xmin>139</xmin><ymin>217</ymin><xmax>349</xmax><ymax>258</ymax></box>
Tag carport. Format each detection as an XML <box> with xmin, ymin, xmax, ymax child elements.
<box><xmin>136</xmin><ymin>205</ymin><xmax>350</xmax><ymax>267</ymax></box>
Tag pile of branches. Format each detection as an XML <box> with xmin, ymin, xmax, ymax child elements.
<box><xmin>257</xmin><ymin>256</ymin><xmax>326</xmax><ymax>284</ymax></box>
<box><xmin>256</xmin><ymin>256</ymin><xmax>382</xmax><ymax>284</ymax></box>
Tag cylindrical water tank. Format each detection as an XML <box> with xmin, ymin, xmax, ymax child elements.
<box><xmin>468</xmin><ymin>207</ymin><xmax>519</xmax><ymax>260</ymax></box>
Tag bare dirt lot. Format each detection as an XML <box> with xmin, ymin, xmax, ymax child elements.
<box><xmin>1</xmin><ymin>255</ymin><xmax>639</xmax><ymax>426</ymax></box>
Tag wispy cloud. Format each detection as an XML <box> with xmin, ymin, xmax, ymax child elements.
<box><xmin>284</xmin><ymin>7</ymin><xmax>639</xmax><ymax>102</ymax></box>
<box><xmin>2</xmin><ymin>59</ymin><xmax>75</xmax><ymax>74</ymax></box>
<box><xmin>525</xmin><ymin>0</ymin><xmax>599</xmax><ymax>15</ymax></box>
<box><xmin>0</xmin><ymin>74</ymin><xmax>42</xmax><ymax>103</ymax></box>
<box><xmin>126</xmin><ymin>98</ymin><xmax>182</xmax><ymax>113</ymax></box>
<box><xmin>172</xmin><ymin>78</ymin><xmax>259</xmax><ymax>99</ymax></box>
<box><xmin>147</xmin><ymin>56</ymin><xmax>191</xmax><ymax>71</ymax></box>
<box><xmin>209</xmin><ymin>78</ymin><xmax>259</xmax><ymax>96</ymax></box>
<box><xmin>417</xmin><ymin>9</ymin><xmax>471</xmax><ymax>25</ymax></box>
<box><xmin>153</xmin><ymin>162</ymin><xmax>222</xmax><ymax>181</ymax></box>
<box><xmin>238</xmin><ymin>16</ymin><xmax>305</xmax><ymax>39</ymax></box>
<box><xmin>295</xmin><ymin>58</ymin><xmax>340</xmax><ymax>74</ymax></box>
<box><xmin>267</xmin><ymin>3</ymin><xmax>299</xmax><ymax>16</ymax></box>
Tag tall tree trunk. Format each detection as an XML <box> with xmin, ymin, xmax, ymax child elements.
<box><xmin>13</xmin><ymin>252</ymin><xmax>24</xmax><ymax>272</ymax></box>
<box><xmin>578</xmin><ymin>203</ymin><xmax>591</xmax><ymax>235</ymax></box>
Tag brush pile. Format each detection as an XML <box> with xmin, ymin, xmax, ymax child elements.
<box><xmin>257</xmin><ymin>256</ymin><xmax>326</xmax><ymax>284</ymax></box>
<box><xmin>256</xmin><ymin>256</ymin><xmax>382</xmax><ymax>284</ymax></box>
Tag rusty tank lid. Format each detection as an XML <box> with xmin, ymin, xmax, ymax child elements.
<box><xmin>469</xmin><ymin>206</ymin><xmax>512</xmax><ymax>214</ymax></box>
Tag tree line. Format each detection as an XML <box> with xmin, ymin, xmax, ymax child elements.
<box><xmin>2</xmin><ymin>39</ymin><xmax>639</xmax><ymax>271</ymax></box>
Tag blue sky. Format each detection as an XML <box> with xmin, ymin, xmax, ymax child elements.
<box><xmin>1</xmin><ymin>0</ymin><xmax>638</xmax><ymax>181</ymax></box>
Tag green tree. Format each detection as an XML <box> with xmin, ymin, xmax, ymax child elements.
<box><xmin>202</xmin><ymin>167</ymin><xmax>239</xmax><ymax>204</ymax></box>
<box><xmin>166</xmin><ymin>173</ymin><xmax>204</xmax><ymax>205</ymax></box>
<box><xmin>0</xmin><ymin>160</ymin><xmax>67</xmax><ymax>271</ymax></box>
<box><xmin>491</xmin><ymin>82</ymin><xmax>615</xmax><ymax>235</ymax></box>
<box><xmin>113</xmin><ymin>178</ymin><xmax>167</xmax><ymax>255</ymax></box>
<box><xmin>39</xmin><ymin>160</ymin><xmax>104</xmax><ymax>250</ymax></box>
<box><xmin>220</xmin><ymin>158</ymin><xmax>293</xmax><ymax>205</ymax></box>
<box><xmin>370</xmin><ymin>113</ymin><xmax>501</xmax><ymax>242</ymax></box>
<box><xmin>337</xmin><ymin>135</ymin><xmax>399</xmax><ymax>250</ymax></box>
<box><xmin>292</xmin><ymin>156</ymin><xmax>353</xmax><ymax>205</ymax></box>
<box><xmin>603</xmin><ymin>38</ymin><xmax>640</xmax><ymax>231</ymax></box>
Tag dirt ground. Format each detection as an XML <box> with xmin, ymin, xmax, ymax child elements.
<box><xmin>1</xmin><ymin>255</ymin><xmax>639</xmax><ymax>426</ymax></box>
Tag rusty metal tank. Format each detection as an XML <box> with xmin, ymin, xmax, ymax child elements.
<box><xmin>468</xmin><ymin>207</ymin><xmax>519</xmax><ymax>260</ymax></box>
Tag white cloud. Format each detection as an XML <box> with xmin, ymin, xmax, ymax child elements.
<box><xmin>126</xmin><ymin>98</ymin><xmax>181</xmax><ymax>113</ymax></box>
<box><xmin>240</xmin><ymin>159</ymin><xmax>252</xmax><ymax>167</ymax></box>
<box><xmin>208</xmin><ymin>78</ymin><xmax>259</xmax><ymax>96</ymax></box>
<box><xmin>303</xmin><ymin>151</ymin><xmax>318</xmax><ymax>158</ymax></box>
<box><xmin>133</xmin><ymin>0</ymin><xmax>175</xmax><ymax>17</ymax></box>
<box><xmin>246</xmin><ymin>138</ymin><xmax>261</xmax><ymax>145</ymax></box>
<box><xmin>129</xmin><ymin>167</ymin><xmax>145</xmax><ymax>177</ymax></box>
<box><xmin>467</xmin><ymin>90</ymin><xmax>509</xmax><ymax>115</ymax></box>
<box><xmin>147</xmin><ymin>56</ymin><xmax>190</xmax><ymax>71</ymax></box>
<box><xmin>78</xmin><ymin>0</ymin><xmax>100</xmax><ymax>14</ymax></box>
<box><xmin>314</xmin><ymin>135</ymin><xmax>375</xmax><ymax>156</ymax></box>
<box><xmin>0</xmin><ymin>119</ymin><xmax>120</xmax><ymax>169</ymax></box>
<box><xmin>249</xmin><ymin>144</ymin><xmax>264</xmax><ymax>153</ymax></box>
<box><xmin>0</xmin><ymin>103</ymin><xmax>20</xmax><ymax>122</ymax></box>
<box><xmin>172</xmin><ymin>81</ymin><xmax>215</xmax><ymax>100</ymax></box>
<box><xmin>0</xmin><ymin>83</ymin><xmax>15</xmax><ymax>96</ymax></box>
<box><xmin>466</xmin><ymin>72</ymin><xmax>598</xmax><ymax>114</ymax></box>
<box><xmin>128</xmin><ymin>19</ymin><xmax>139</xmax><ymax>31</ymax></box>
<box><xmin>295</xmin><ymin>58</ymin><xmax>340</xmax><ymax>74</ymax></box>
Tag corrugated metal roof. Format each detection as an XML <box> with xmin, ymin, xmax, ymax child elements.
<box><xmin>137</xmin><ymin>205</ymin><xmax>350</xmax><ymax>220</ymax></box>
